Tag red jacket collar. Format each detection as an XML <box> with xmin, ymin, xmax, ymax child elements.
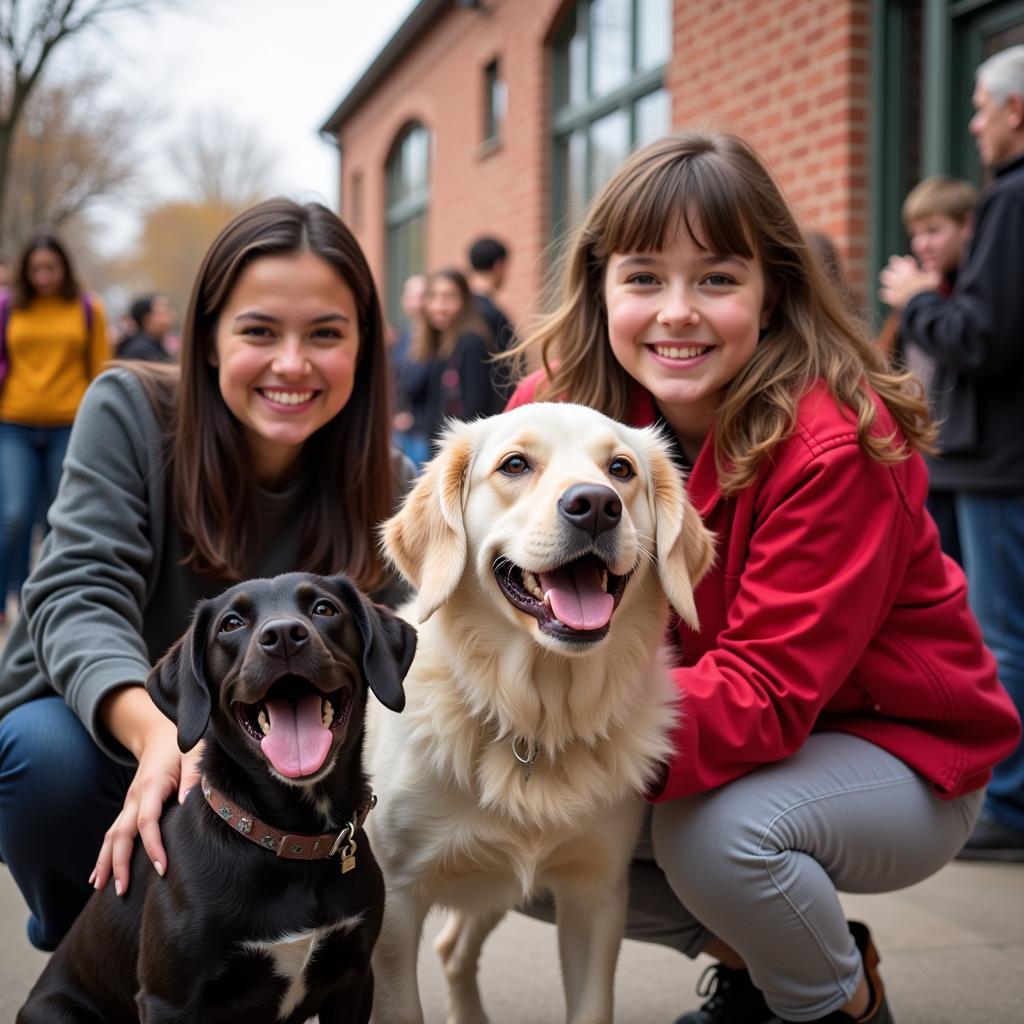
<box><xmin>627</xmin><ymin>382</ymin><xmax>722</xmax><ymax>516</ymax></box>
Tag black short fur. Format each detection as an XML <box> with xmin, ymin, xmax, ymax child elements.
<box><xmin>17</xmin><ymin>572</ymin><xmax>416</xmax><ymax>1024</ymax></box>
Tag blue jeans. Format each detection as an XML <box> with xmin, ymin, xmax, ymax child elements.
<box><xmin>0</xmin><ymin>421</ymin><xmax>72</xmax><ymax>604</ymax></box>
<box><xmin>957</xmin><ymin>491</ymin><xmax>1024</xmax><ymax>830</ymax></box>
<box><xmin>0</xmin><ymin>696</ymin><xmax>133</xmax><ymax>950</ymax></box>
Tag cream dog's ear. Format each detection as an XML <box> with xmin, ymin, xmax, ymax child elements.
<box><xmin>381</xmin><ymin>426</ymin><xmax>473</xmax><ymax>622</ymax></box>
<box><xmin>648</xmin><ymin>444</ymin><xmax>715</xmax><ymax>630</ymax></box>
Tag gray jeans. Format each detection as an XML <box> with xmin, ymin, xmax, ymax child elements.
<box><xmin>529</xmin><ymin>732</ymin><xmax>983</xmax><ymax>1021</ymax></box>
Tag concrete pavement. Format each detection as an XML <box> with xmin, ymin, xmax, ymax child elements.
<box><xmin>2</xmin><ymin>855</ymin><xmax>1023</xmax><ymax>1022</ymax></box>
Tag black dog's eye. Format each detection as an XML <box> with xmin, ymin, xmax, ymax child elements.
<box><xmin>499</xmin><ymin>453</ymin><xmax>530</xmax><ymax>476</ymax></box>
<box><xmin>312</xmin><ymin>599</ymin><xmax>338</xmax><ymax>617</ymax></box>
<box><xmin>219</xmin><ymin>612</ymin><xmax>246</xmax><ymax>634</ymax></box>
<box><xmin>609</xmin><ymin>457</ymin><xmax>636</xmax><ymax>480</ymax></box>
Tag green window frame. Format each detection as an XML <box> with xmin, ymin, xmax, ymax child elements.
<box><xmin>550</xmin><ymin>0</ymin><xmax>672</xmax><ymax>240</ymax></box>
<box><xmin>869</xmin><ymin>0</ymin><xmax>1024</xmax><ymax>316</ymax></box>
<box><xmin>385</xmin><ymin>122</ymin><xmax>430</xmax><ymax>330</ymax></box>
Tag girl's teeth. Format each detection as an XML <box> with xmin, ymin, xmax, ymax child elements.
<box><xmin>263</xmin><ymin>389</ymin><xmax>314</xmax><ymax>405</ymax></box>
<box><xmin>654</xmin><ymin>345</ymin><xmax>707</xmax><ymax>359</ymax></box>
<box><xmin>322</xmin><ymin>700</ymin><xmax>334</xmax><ymax>727</ymax></box>
<box><xmin>257</xmin><ymin>708</ymin><xmax>271</xmax><ymax>736</ymax></box>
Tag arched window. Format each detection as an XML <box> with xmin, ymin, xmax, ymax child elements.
<box><xmin>551</xmin><ymin>0</ymin><xmax>672</xmax><ymax>235</ymax></box>
<box><xmin>385</xmin><ymin>122</ymin><xmax>431</xmax><ymax>328</ymax></box>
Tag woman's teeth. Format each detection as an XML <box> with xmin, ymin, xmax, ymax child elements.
<box><xmin>653</xmin><ymin>344</ymin><xmax>708</xmax><ymax>359</ymax></box>
<box><xmin>262</xmin><ymin>389</ymin><xmax>314</xmax><ymax>405</ymax></box>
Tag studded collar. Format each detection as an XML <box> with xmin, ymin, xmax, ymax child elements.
<box><xmin>200</xmin><ymin>775</ymin><xmax>375</xmax><ymax>862</ymax></box>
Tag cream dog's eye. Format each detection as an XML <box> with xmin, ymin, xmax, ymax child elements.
<box><xmin>219</xmin><ymin>613</ymin><xmax>246</xmax><ymax>634</ymax></box>
<box><xmin>609</xmin><ymin>457</ymin><xmax>635</xmax><ymax>480</ymax></box>
<box><xmin>313</xmin><ymin>599</ymin><xmax>338</xmax><ymax>617</ymax></box>
<box><xmin>499</xmin><ymin>454</ymin><xmax>530</xmax><ymax>475</ymax></box>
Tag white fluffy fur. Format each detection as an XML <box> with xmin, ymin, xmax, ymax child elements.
<box><xmin>366</xmin><ymin>404</ymin><xmax>713</xmax><ymax>1024</ymax></box>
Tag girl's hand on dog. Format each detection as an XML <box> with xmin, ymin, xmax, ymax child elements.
<box><xmin>91</xmin><ymin>685</ymin><xmax>204</xmax><ymax>895</ymax></box>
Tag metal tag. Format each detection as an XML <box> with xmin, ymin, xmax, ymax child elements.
<box><xmin>340</xmin><ymin>838</ymin><xmax>357</xmax><ymax>874</ymax></box>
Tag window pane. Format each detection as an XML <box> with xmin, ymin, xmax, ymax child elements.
<box><xmin>403</xmin><ymin>126</ymin><xmax>430</xmax><ymax>194</ymax></box>
<box><xmin>589</xmin><ymin>107</ymin><xmax>630</xmax><ymax>197</ymax></box>
<box><xmin>553</xmin><ymin>8</ymin><xmax>587</xmax><ymax>111</ymax></box>
<box><xmin>591</xmin><ymin>0</ymin><xmax>631</xmax><ymax>99</ymax></box>
<box><xmin>556</xmin><ymin>129</ymin><xmax>588</xmax><ymax>233</ymax></box>
<box><xmin>635</xmin><ymin>88</ymin><xmax>670</xmax><ymax>146</ymax></box>
<box><xmin>637</xmin><ymin>0</ymin><xmax>671</xmax><ymax>71</ymax></box>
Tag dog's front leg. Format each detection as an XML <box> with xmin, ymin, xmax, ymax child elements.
<box><xmin>435</xmin><ymin>907</ymin><xmax>506</xmax><ymax>1024</ymax></box>
<box><xmin>551</xmin><ymin>875</ymin><xmax>629</xmax><ymax>1024</ymax></box>
<box><xmin>370</xmin><ymin>883</ymin><xmax>430</xmax><ymax>1024</ymax></box>
<box><xmin>318</xmin><ymin>965</ymin><xmax>375</xmax><ymax>1024</ymax></box>
<box><xmin>137</xmin><ymin>989</ymin><xmax>203</xmax><ymax>1024</ymax></box>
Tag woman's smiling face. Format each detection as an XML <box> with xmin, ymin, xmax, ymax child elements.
<box><xmin>212</xmin><ymin>250</ymin><xmax>360</xmax><ymax>484</ymax></box>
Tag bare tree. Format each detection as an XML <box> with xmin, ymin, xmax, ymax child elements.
<box><xmin>0</xmin><ymin>0</ymin><xmax>180</xmax><ymax>225</ymax></box>
<box><xmin>168</xmin><ymin>111</ymin><xmax>279</xmax><ymax>208</ymax></box>
<box><xmin>2</xmin><ymin>67</ymin><xmax>146</xmax><ymax>247</ymax></box>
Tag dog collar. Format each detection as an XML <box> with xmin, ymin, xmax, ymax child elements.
<box><xmin>200</xmin><ymin>775</ymin><xmax>376</xmax><ymax>863</ymax></box>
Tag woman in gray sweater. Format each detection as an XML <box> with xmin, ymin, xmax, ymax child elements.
<box><xmin>0</xmin><ymin>199</ymin><xmax>411</xmax><ymax>950</ymax></box>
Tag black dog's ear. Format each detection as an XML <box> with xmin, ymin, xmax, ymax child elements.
<box><xmin>146</xmin><ymin>601</ymin><xmax>215</xmax><ymax>752</ymax></box>
<box><xmin>329</xmin><ymin>576</ymin><xmax>416</xmax><ymax>713</ymax></box>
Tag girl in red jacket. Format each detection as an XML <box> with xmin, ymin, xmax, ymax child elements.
<box><xmin>507</xmin><ymin>132</ymin><xmax>1020</xmax><ymax>1024</ymax></box>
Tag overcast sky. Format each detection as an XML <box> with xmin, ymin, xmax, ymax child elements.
<box><xmin>65</xmin><ymin>0</ymin><xmax>420</xmax><ymax>251</ymax></box>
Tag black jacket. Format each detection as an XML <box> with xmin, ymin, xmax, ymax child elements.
<box><xmin>116</xmin><ymin>331</ymin><xmax>173</xmax><ymax>363</ymax></box>
<box><xmin>397</xmin><ymin>330</ymin><xmax>494</xmax><ymax>442</ymax></box>
<box><xmin>901</xmin><ymin>152</ymin><xmax>1024</xmax><ymax>491</ymax></box>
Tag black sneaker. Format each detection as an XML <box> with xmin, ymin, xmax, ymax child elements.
<box><xmin>673</xmin><ymin>963</ymin><xmax>775</xmax><ymax>1024</ymax></box>
<box><xmin>956</xmin><ymin>812</ymin><xmax>1024</xmax><ymax>863</ymax></box>
<box><xmin>780</xmin><ymin>922</ymin><xmax>893</xmax><ymax>1024</ymax></box>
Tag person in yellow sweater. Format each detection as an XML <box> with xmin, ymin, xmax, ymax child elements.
<box><xmin>0</xmin><ymin>229</ymin><xmax>108</xmax><ymax>624</ymax></box>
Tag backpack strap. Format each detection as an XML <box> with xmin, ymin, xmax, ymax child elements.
<box><xmin>0</xmin><ymin>291</ymin><xmax>9</xmax><ymax>380</ymax></box>
<box><xmin>81</xmin><ymin>292</ymin><xmax>93</xmax><ymax>334</ymax></box>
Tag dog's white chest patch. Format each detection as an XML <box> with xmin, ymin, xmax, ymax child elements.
<box><xmin>241</xmin><ymin>915</ymin><xmax>364</xmax><ymax>1020</ymax></box>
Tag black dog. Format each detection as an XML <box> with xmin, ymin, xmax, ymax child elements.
<box><xmin>18</xmin><ymin>572</ymin><xmax>415</xmax><ymax>1024</ymax></box>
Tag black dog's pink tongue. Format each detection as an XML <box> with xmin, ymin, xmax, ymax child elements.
<box><xmin>260</xmin><ymin>694</ymin><xmax>331</xmax><ymax>778</ymax></box>
<box><xmin>540</xmin><ymin>561</ymin><xmax>613</xmax><ymax>631</ymax></box>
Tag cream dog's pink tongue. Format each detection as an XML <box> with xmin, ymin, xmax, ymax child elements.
<box><xmin>540</xmin><ymin>562</ymin><xmax>613</xmax><ymax>630</ymax></box>
<box><xmin>260</xmin><ymin>694</ymin><xmax>331</xmax><ymax>778</ymax></box>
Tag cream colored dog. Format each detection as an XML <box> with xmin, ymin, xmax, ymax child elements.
<box><xmin>367</xmin><ymin>403</ymin><xmax>714</xmax><ymax>1024</ymax></box>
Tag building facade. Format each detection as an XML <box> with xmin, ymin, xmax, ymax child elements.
<box><xmin>322</xmin><ymin>0</ymin><xmax>1024</xmax><ymax>331</ymax></box>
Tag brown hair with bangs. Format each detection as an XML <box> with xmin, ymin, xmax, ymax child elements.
<box><xmin>518</xmin><ymin>131</ymin><xmax>935</xmax><ymax>493</ymax></box>
<box><xmin>127</xmin><ymin>198</ymin><xmax>393</xmax><ymax>586</ymax></box>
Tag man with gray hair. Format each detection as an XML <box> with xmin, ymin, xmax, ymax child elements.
<box><xmin>880</xmin><ymin>44</ymin><xmax>1024</xmax><ymax>861</ymax></box>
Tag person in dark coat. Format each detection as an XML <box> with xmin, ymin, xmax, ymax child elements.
<box><xmin>468</xmin><ymin>236</ymin><xmax>516</xmax><ymax>411</ymax></box>
<box><xmin>879</xmin><ymin>43</ymin><xmax>1024</xmax><ymax>862</ymax></box>
<box><xmin>115</xmin><ymin>294</ymin><xmax>176</xmax><ymax>363</ymax></box>
<box><xmin>396</xmin><ymin>268</ymin><xmax>495</xmax><ymax>467</ymax></box>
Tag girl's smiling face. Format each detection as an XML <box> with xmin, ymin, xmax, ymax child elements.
<box><xmin>603</xmin><ymin>221</ymin><xmax>768</xmax><ymax>453</ymax></box>
<box><xmin>212</xmin><ymin>250</ymin><xmax>360</xmax><ymax>484</ymax></box>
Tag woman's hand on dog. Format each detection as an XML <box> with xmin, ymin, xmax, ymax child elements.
<box><xmin>91</xmin><ymin>685</ymin><xmax>204</xmax><ymax>895</ymax></box>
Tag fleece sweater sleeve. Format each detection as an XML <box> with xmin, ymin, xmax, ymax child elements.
<box><xmin>22</xmin><ymin>370</ymin><xmax>164</xmax><ymax>764</ymax></box>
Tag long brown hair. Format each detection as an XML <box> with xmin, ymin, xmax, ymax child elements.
<box><xmin>410</xmin><ymin>267</ymin><xmax>489</xmax><ymax>361</ymax></box>
<box><xmin>128</xmin><ymin>199</ymin><xmax>394</xmax><ymax>586</ymax></box>
<box><xmin>518</xmin><ymin>132</ymin><xmax>935</xmax><ymax>493</ymax></box>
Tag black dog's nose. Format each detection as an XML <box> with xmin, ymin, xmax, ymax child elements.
<box><xmin>558</xmin><ymin>483</ymin><xmax>622</xmax><ymax>538</ymax></box>
<box><xmin>258</xmin><ymin>618</ymin><xmax>310</xmax><ymax>659</ymax></box>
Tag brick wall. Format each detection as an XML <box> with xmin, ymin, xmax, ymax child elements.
<box><xmin>333</xmin><ymin>0</ymin><xmax>873</xmax><ymax>330</ymax></box>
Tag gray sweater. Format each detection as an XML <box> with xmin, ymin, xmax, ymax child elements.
<box><xmin>0</xmin><ymin>368</ymin><xmax>412</xmax><ymax>763</ymax></box>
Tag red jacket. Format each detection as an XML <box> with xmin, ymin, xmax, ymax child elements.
<box><xmin>507</xmin><ymin>373</ymin><xmax>1021</xmax><ymax>801</ymax></box>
